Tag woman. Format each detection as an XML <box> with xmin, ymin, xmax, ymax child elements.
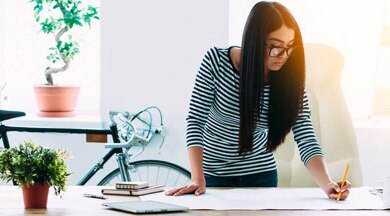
<box><xmin>166</xmin><ymin>1</ymin><xmax>351</xmax><ymax>200</ymax></box>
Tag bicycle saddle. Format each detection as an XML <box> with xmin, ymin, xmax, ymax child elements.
<box><xmin>0</xmin><ymin>110</ymin><xmax>26</xmax><ymax>121</ymax></box>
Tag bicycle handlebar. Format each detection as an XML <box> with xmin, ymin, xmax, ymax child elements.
<box><xmin>104</xmin><ymin>107</ymin><xmax>165</xmax><ymax>151</ymax></box>
<box><xmin>104</xmin><ymin>114</ymin><xmax>136</xmax><ymax>149</ymax></box>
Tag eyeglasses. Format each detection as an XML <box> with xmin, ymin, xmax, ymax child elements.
<box><xmin>265</xmin><ymin>44</ymin><xmax>295</xmax><ymax>57</ymax></box>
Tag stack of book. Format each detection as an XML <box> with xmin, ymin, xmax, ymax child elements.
<box><xmin>101</xmin><ymin>181</ymin><xmax>165</xmax><ymax>196</ymax></box>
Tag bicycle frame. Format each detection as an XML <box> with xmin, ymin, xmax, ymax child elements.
<box><xmin>0</xmin><ymin>106</ymin><xmax>166</xmax><ymax>186</ymax></box>
<box><xmin>0</xmin><ymin>124</ymin><xmax>115</xmax><ymax>148</ymax></box>
<box><xmin>0</xmin><ymin>121</ymin><xmax>126</xmax><ymax>185</ymax></box>
<box><xmin>76</xmin><ymin>123</ymin><xmax>126</xmax><ymax>185</ymax></box>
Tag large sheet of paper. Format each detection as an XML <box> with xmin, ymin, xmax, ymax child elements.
<box><xmin>140</xmin><ymin>187</ymin><xmax>388</xmax><ymax>210</ymax></box>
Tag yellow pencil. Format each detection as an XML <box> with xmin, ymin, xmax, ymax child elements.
<box><xmin>337</xmin><ymin>163</ymin><xmax>350</xmax><ymax>202</ymax></box>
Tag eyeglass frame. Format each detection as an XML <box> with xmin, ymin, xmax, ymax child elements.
<box><xmin>265</xmin><ymin>43</ymin><xmax>295</xmax><ymax>57</ymax></box>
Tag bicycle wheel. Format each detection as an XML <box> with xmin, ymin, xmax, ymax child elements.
<box><xmin>98</xmin><ymin>160</ymin><xmax>191</xmax><ymax>187</ymax></box>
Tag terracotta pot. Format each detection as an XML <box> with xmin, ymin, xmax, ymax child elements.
<box><xmin>33</xmin><ymin>85</ymin><xmax>80</xmax><ymax>117</ymax></box>
<box><xmin>22</xmin><ymin>182</ymin><xmax>50</xmax><ymax>209</ymax></box>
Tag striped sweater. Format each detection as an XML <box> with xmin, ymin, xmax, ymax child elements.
<box><xmin>186</xmin><ymin>47</ymin><xmax>324</xmax><ymax>177</ymax></box>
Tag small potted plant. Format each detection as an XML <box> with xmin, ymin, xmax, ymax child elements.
<box><xmin>0</xmin><ymin>140</ymin><xmax>71</xmax><ymax>209</ymax></box>
<box><xmin>30</xmin><ymin>0</ymin><xmax>99</xmax><ymax>117</ymax></box>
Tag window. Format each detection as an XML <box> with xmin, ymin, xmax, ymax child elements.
<box><xmin>0</xmin><ymin>0</ymin><xmax>100</xmax><ymax>113</ymax></box>
<box><xmin>373</xmin><ymin>1</ymin><xmax>390</xmax><ymax>116</ymax></box>
<box><xmin>229</xmin><ymin>0</ymin><xmax>385</xmax><ymax>119</ymax></box>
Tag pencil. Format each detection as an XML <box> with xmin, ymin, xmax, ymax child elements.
<box><xmin>337</xmin><ymin>163</ymin><xmax>350</xmax><ymax>202</ymax></box>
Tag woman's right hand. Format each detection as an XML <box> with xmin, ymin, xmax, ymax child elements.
<box><xmin>167</xmin><ymin>147</ymin><xmax>206</xmax><ymax>196</ymax></box>
<box><xmin>165</xmin><ymin>180</ymin><xmax>206</xmax><ymax>196</ymax></box>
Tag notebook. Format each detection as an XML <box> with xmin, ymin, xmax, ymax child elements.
<box><xmin>115</xmin><ymin>181</ymin><xmax>149</xmax><ymax>189</ymax></box>
<box><xmin>101</xmin><ymin>184</ymin><xmax>164</xmax><ymax>196</ymax></box>
<box><xmin>103</xmin><ymin>200</ymin><xmax>189</xmax><ymax>213</ymax></box>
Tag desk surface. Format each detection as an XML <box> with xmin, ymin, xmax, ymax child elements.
<box><xmin>0</xmin><ymin>186</ymin><xmax>389</xmax><ymax>216</ymax></box>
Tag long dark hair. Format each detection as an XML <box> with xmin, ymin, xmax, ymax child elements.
<box><xmin>238</xmin><ymin>1</ymin><xmax>305</xmax><ymax>155</ymax></box>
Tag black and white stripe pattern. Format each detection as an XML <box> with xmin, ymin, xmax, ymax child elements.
<box><xmin>186</xmin><ymin>47</ymin><xmax>323</xmax><ymax>177</ymax></box>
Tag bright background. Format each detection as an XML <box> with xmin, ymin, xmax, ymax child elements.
<box><xmin>230</xmin><ymin>0</ymin><xmax>390</xmax><ymax>119</ymax></box>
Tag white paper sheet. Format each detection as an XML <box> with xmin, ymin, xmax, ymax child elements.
<box><xmin>140</xmin><ymin>187</ymin><xmax>388</xmax><ymax>210</ymax></box>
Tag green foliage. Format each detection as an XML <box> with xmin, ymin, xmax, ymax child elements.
<box><xmin>47</xmin><ymin>37</ymin><xmax>80</xmax><ymax>64</ymax></box>
<box><xmin>0</xmin><ymin>140</ymin><xmax>71</xmax><ymax>196</ymax></box>
<box><xmin>29</xmin><ymin>0</ymin><xmax>99</xmax><ymax>84</ymax></box>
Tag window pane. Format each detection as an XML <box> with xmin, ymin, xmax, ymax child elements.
<box><xmin>0</xmin><ymin>0</ymin><xmax>100</xmax><ymax>112</ymax></box>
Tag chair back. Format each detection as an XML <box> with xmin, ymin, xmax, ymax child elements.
<box><xmin>275</xmin><ymin>44</ymin><xmax>362</xmax><ymax>187</ymax></box>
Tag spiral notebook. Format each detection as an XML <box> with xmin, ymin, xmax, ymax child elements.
<box><xmin>103</xmin><ymin>200</ymin><xmax>189</xmax><ymax>213</ymax></box>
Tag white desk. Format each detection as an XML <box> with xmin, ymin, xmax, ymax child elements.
<box><xmin>0</xmin><ymin>186</ymin><xmax>389</xmax><ymax>215</ymax></box>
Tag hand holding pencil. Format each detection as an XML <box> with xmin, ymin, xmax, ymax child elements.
<box><xmin>325</xmin><ymin>163</ymin><xmax>352</xmax><ymax>201</ymax></box>
<box><xmin>321</xmin><ymin>163</ymin><xmax>352</xmax><ymax>201</ymax></box>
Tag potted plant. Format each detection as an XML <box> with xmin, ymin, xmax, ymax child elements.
<box><xmin>0</xmin><ymin>140</ymin><xmax>71</xmax><ymax>209</ymax></box>
<box><xmin>30</xmin><ymin>0</ymin><xmax>99</xmax><ymax>117</ymax></box>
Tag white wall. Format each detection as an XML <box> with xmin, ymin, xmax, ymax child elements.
<box><xmin>354</xmin><ymin>121</ymin><xmax>390</xmax><ymax>186</ymax></box>
<box><xmin>100</xmin><ymin>0</ymin><xmax>229</xmax><ymax>170</ymax></box>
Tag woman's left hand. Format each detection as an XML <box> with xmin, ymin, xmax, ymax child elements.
<box><xmin>323</xmin><ymin>180</ymin><xmax>352</xmax><ymax>200</ymax></box>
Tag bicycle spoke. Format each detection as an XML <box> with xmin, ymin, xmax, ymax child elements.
<box><xmin>137</xmin><ymin>167</ymin><xmax>142</xmax><ymax>181</ymax></box>
<box><xmin>155</xmin><ymin>166</ymin><xmax>160</xmax><ymax>184</ymax></box>
<box><xmin>146</xmin><ymin>166</ymin><xmax>149</xmax><ymax>183</ymax></box>
<box><xmin>164</xmin><ymin>169</ymin><xmax>171</xmax><ymax>186</ymax></box>
<box><xmin>98</xmin><ymin>160</ymin><xmax>190</xmax><ymax>187</ymax></box>
<box><xmin>174</xmin><ymin>172</ymin><xmax>181</xmax><ymax>186</ymax></box>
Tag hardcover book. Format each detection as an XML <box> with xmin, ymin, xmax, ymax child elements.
<box><xmin>115</xmin><ymin>181</ymin><xmax>149</xmax><ymax>189</ymax></box>
<box><xmin>102</xmin><ymin>184</ymin><xmax>165</xmax><ymax>196</ymax></box>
